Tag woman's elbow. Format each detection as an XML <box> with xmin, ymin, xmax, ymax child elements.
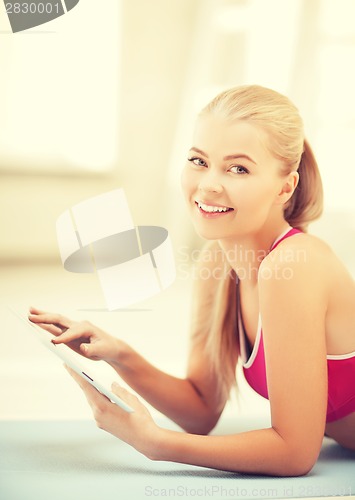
<box><xmin>277</xmin><ymin>458</ymin><xmax>315</xmax><ymax>477</ymax></box>
<box><xmin>181</xmin><ymin>415</ymin><xmax>220</xmax><ymax>435</ymax></box>
<box><xmin>279</xmin><ymin>447</ymin><xmax>319</xmax><ymax>477</ymax></box>
<box><xmin>181</xmin><ymin>423</ymin><xmax>215</xmax><ymax>436</ymax></box>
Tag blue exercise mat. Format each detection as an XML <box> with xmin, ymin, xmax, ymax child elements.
<box><xmin>0</xmin><ymin>420</ymin><xmax>354</xmax><ymax>500</ymax></box>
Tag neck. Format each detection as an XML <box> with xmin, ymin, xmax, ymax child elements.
<box><xmin>218</xmin><ymin>222</ymin><xmax>291</xmax><ymax>285</ymax></box>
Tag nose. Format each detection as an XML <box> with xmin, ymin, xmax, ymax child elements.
<box><xmin>198</xmin><ymin>179</ymin><xmax>223</xmax><ymax>194</ymax></box>
<box><xmin>198</xmin><ymin>170</ymin><xmax>223</xmax><ymax>194</ymax></box>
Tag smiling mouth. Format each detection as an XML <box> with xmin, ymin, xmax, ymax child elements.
<box><xmin>195</xmin><ymin>201</ymin><xmax>234</xmax><ymax>214</ymax></box>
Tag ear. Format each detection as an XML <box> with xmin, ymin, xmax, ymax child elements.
<box><xmin>275</xmin><ymin>171</ymin><xmax>299</xmax><ymax>205</ymax></box>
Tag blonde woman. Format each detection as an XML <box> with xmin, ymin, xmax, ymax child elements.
<box><xmin>29</xmin><ymin>85</ymin><xmax>355</xmax><ymax>476</ymax></box>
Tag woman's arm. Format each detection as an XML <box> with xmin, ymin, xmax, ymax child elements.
<box><xmin>67</xmin><ymin>366</ymin><xmax>305</xmax><ymax>476</ymax></box>
<box><xmin>151</xmin><ymin>242</ymin><xmax>330</xmax><ymax>476</ymax></box>
<box><xmin>112</xmin><ymin>241</ymin><xmax>234</xmax><ymax>434</ymax></box>
<box><xmin>29</xmin><ymin>243</ymin><xmax>231</xmax><ymax>434</ymax></box>
<box><xmin>107</xmin><ymin>346</ymin><xmax>224</xmax><ymax>435</ymax></box>
<box><xmin>66</xmin><ymin>238</ymin><xmax>330</xmax><ymax>476</ymax></box>
<box><xmin>29</xmin><ymin>308</ymin><xmax>218</xmax><ymax>434</ymax></box>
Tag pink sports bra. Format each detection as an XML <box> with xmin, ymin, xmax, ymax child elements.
<box><xmin>238</xmin><ymin>227</ymin><xmax>355</xmax><ymax>423</ymax></box>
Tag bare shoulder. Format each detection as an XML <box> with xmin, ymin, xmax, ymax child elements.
<box><xmin>260</xmin><ymin>232</ymin><xmax>336</xmax><ymax>277</ymax></box>
<box><xmin>258</xmin><ymin>232</ymin><xmax>338</xmax><ymax>306</ymax></box>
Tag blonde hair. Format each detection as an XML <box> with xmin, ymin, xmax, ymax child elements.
<box><xmin>192</xmin><ymin>85</ymin><xmax>324</xmax><ymax>401</ymax></box>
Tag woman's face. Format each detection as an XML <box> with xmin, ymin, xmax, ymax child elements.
<box><xmin>181</xmin><ymin>114</ymin><xmax>290</xmax><ymax>241</ymax></box>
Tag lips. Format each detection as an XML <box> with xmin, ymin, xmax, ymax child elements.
<box><xmin>195</xmin><ymin>200</ymin><xmax>234</xmax><ymax>213</ymax></box>
<box><xmin>194</xmin><ymin>200</ymin><xmax>234</xmax><ymax>219</ymax></box>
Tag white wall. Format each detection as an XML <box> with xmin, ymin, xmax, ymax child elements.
<box><xmin>0</xmin><ymin>0</ymin><xmax>199</xmax><ymax>261</ymax></box>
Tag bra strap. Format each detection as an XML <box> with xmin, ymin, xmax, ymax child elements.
<box><xmin>270</xmin><ymin>227</ymin><xmax>302</xmax><ymax>251</ymax></box>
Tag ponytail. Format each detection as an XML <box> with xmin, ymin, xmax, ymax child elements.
<box><xmin>284</xmin><ymin>139</ymin><xmax>323</xmax><ymax>232</ymax></box>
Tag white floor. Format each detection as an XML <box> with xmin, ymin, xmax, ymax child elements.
<box><xmin>0</xmin><ymin>263</ymin><xmax>270</xmax><ymax>423</ymax></box>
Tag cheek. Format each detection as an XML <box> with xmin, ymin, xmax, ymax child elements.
<box><xmin>233</xmin><ymin>179</ymin><xmax>277</xmax><ymax>210</ymax></box>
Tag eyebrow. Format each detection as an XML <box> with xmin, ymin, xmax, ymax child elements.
<box><xmin>189</xmin><ymin>147</ymin><xmax>257</xmax><ymax>165</ymax></box>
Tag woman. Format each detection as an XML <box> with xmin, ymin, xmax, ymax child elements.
<box><xmin>29</xmin><ymin>85</ymin><xmax>355</xmax><ymax>476</ymax></box>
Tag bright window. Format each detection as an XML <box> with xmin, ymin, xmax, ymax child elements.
<box><xmin>0</xmin><ymin>0</ymin><xmax>120</xmax><ymax>174</ymax></box>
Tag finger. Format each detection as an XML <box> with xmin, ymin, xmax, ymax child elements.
<box><xmin>78</xmin><ymin>338</ymin><xmax>107</xmax><ymax>360</ymax></box>
<box><xmin>51</xmin><ymin>323</ymin><xmax>91</xmax><ymax>346</ymax></box>
<box><xmin>111</xmin><ymin>382</ymin><xmax>141</xmax><ymax>411</ymax></box>
<box><xmin>29</xmin><ymin>306</ymin><xmax>46</xmax><ymax>315</ymax></box>
<box><xmin>79</xmin><ymin>342</ymin><xmax>98</xmax><ymax>359</ymax></box>
<box><xmin>28</xmin><ymin>312</ymin><xmax>70</xmax><ymax>328</ymax></box>
<box><xmin>37</xmin><ymin>322</ymin><xmax>64</xmax><ymax>336</ymax></box>
<box><xmin>28</xmin><ymin>311</ymin><xmax>73</xmax><ymax>330</ymax></box>
<box><xmin>29</xmin><ymin>317</ymin><xmax>68</xmax><ymax>336</ymax></box>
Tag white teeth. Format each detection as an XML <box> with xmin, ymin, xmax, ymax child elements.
<box><xmin>197</xmin><ymin>202</ymin><xmax>231</xmax><ymax>213</ymax></box>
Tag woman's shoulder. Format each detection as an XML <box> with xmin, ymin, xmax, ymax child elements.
<box><xmin>258</xmin><ymin>231</ymin><xmax>339</xmax><ymax>292</ymax></box>
<box><xmin>264</xmin><ymin>231</ymin><xmax>335</xmax><ymax>269</ymax></box>
<box><xmin>257</xmin><ymin>233</ymin><xmax>336</xmax><ymax>313</ymax></box>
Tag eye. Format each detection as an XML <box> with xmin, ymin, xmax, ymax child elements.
<box><xmin>229</xmin><ymin>165</ymin><xmax>249</xmax><ymax>175</ymax></box>
<box><xmin>187</xmin><ymin>157</ymin><xmax>207</xmax><ymax>168</ymax></box>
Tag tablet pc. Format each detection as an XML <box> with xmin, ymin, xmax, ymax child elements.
<box><xmin>11</xmin><ymin>309</ymin><xmax>134</xmax><ymax>413</ymax></box>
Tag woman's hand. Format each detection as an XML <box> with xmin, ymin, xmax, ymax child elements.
<box><xmin>28</xmin><ymin>307</ymin><xmax>130</xmax><ymax>364</ymax></box>
<box><xmin>65</xmin><ymin>365</ymin><xmax>160</xmax><ymax>459</ymax></box>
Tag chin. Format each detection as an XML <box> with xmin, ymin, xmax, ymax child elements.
<box><xmin>189</xmin><ymin>206</ymin><xmax>239</xmax><ymax>241</ymax></box>
<box><xmin>192</xmin><ymin>224</ymin><xmax>230</xmax><ymax>241</ymax></box>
